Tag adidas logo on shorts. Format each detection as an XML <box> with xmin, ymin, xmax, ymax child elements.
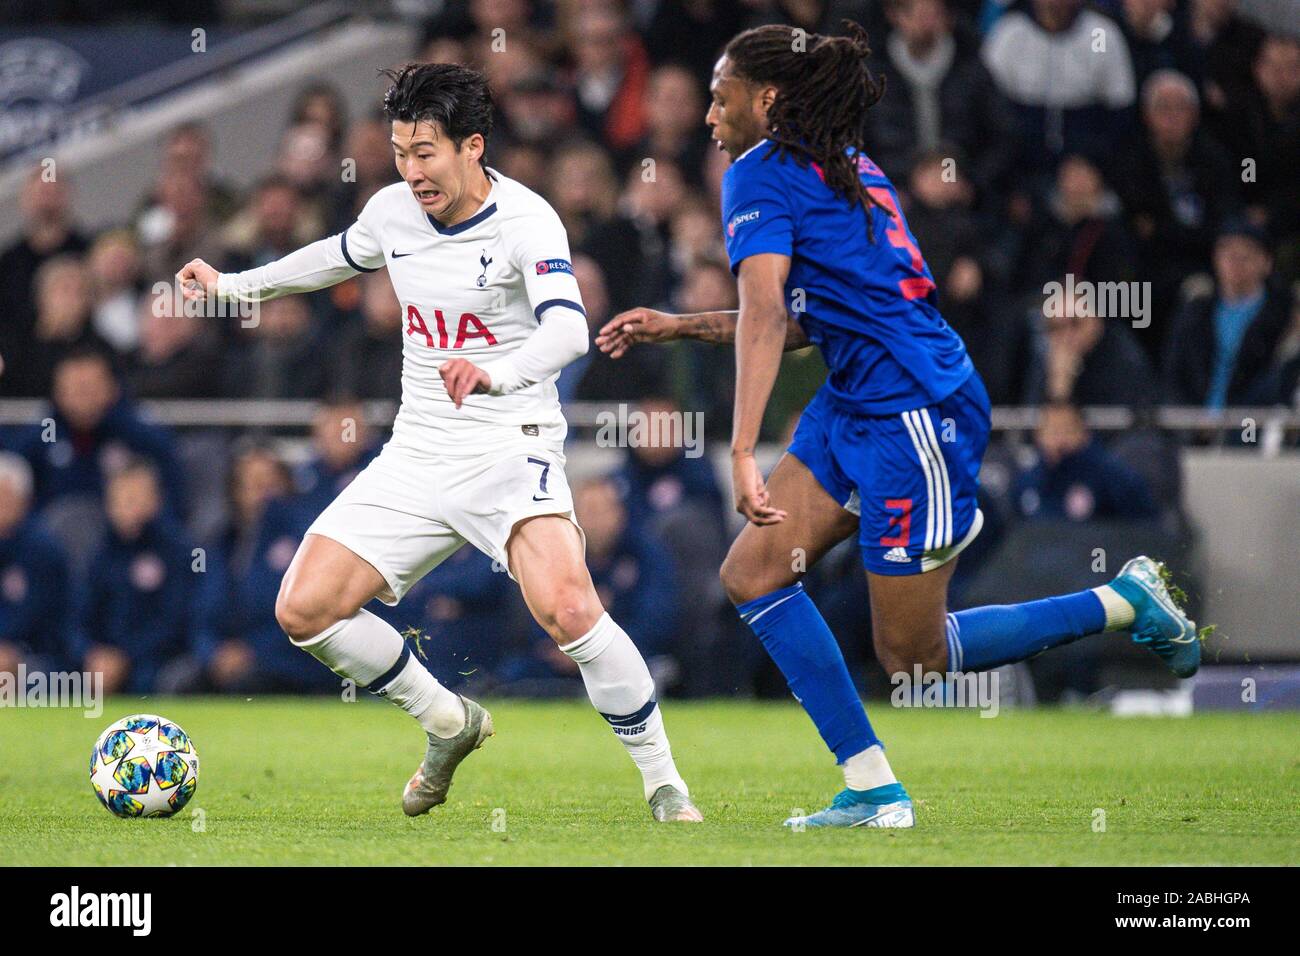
<box><xmin>883</xmin><ymin>547</ymin><xmax>912</xmax><ymax>563</ymax></box>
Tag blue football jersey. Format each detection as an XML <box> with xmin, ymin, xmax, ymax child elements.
<box><xmin>721</xmin><ymin>140</ymin><xmax>973</xmax><ymax>415</ymax></box>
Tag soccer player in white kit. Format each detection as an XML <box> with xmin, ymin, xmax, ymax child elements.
<box><xmin>177</xmin><ymin>63</ymin><xmax>701</xmax><ymax>823</ymax></box>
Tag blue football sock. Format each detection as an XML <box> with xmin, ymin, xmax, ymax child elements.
<box><xmin>946</xmin><ymin>591</ymin><xmax>1107</xmax><ymax>672</ymax></box>
<box><xmin>735</xmin><ymin>582</ymin><xmax>878</xmax><ymax>763</ymax></box>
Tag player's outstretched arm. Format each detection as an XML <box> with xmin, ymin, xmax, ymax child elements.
<box><xmin>176</xmin><ymin>234</ymin><xmax>370</xmax><ymax>305</ymax></box>
<box><xmin>595</xmin><ymin>306</ymin><xmax>807</xmax><ymax>358</ymax></box>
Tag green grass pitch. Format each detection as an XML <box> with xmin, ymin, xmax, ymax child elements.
<box><xmin>1</xmin><ymin>697</ymin><xmax>1295</xmax><ymax>866</ymax></box>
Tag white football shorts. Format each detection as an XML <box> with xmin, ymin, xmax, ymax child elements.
<box><xmin>305</xmin><ymin>435</ymin><xmax>580</xmax><ymax>604</ymax></box>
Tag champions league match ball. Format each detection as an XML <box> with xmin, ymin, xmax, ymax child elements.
<box><xmin>89</xmin><ymin>714</ymin><xmax>200</xmax><ymax>818</ymax></box>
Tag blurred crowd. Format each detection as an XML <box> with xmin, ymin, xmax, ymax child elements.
<box><xmin>1</xmin><ymin>0</ymin><xmax>1298</xmax><ymax>699</ymax></box>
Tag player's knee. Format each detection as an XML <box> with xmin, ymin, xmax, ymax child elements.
<box><xmin>873</xmin><ymin>627</ymin><xmax>947</xmax><ymax>677</ymax></box>
<box><xmin>718</xmin><ymin>554</ymin><xmax>747</xmax><ymax>604</ymax></box>
<box><xmin>536</xmin><ymin>583</ymin><xmax>601</xmax><ymax>643</ymax></box>
<box><xmin>873</xmin><ymin>644</ymin><xmax>911</xmax><ymax>680</ymax></box>
<box><xmin>720</xmin><ymin>550</ymin><xmax>785</xmax><ymax>606</ymax></box>
<box><xmin>275</xmin><ymin>582</ymin><xmax>336</xmax><ymax>644</ymax></box>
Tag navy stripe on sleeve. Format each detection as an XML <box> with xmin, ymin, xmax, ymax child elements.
<box><xmin>533</xmin><ymin>298</ymin><xmax>586</xmax><ymax>322</ymax></box>
<box><xmin>341</xmin><ymin>229</ymin><xmax>380</xmax><ymax>273</ymax></box>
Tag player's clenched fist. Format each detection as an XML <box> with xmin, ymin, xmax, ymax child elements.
<box><xmin>439</xmin><ymin>358</ymin><xmax>491</xmax><ymax>409</ymax></box>
<box><xmin>176</xmin><ymin>258</ymin><xmax>219</xmax><ymax>301</ymax></box>
<box><xmin>595</xmin><ymin>307</ymin><xmax>681</xmax><ymax>359</ymax></box>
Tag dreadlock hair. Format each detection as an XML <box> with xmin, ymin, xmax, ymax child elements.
<box><xmin>724</xmin><ymin>21</ymin><xmax>889</xmax><ymax>234</ymax></box>
<box><xmin>379</xmin><ymin>62</ymin><xmax>495</xmax><ymax>165</ymax></box>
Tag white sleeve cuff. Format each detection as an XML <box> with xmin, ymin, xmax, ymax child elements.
<box><xmin>478</xmin><ymin>303</ymin><xmax>588</xmax><ymax>396</ymax></box>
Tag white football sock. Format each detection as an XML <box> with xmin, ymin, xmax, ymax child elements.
<box><xmin>1091</xmin><ymin>584</ymin><xmax>1136</xmax><ymax>630</ymax></box>
<box><xmin>842</xmin><ymin>744</ymin><xmax>898</xmax><ymax>791</ymax></box>
<box><xmin>295</xmin><ymin>608</ymin><xmax>466</xmax><ymax>737</ymax></box>
<box><xmin>562</xmin><ymin>612</ymin><xmax>687</xmax><ymax>800</ymax></box>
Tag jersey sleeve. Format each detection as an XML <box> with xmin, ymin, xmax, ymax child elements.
<box><xmin>510</xmin><ymin>207</ymin><xmax>586</xmax><ymax>322</ymax></box>
<box><xmin>721</xmin><ymin>156</ymin><xmax>794</xmax><ymax>274</ymax></box>
<box><xmin>339</xmin><ymin>217</ymin><xmax>385</xmax><ymax>273</ymax></box>
<box><xmin>340</xmin><ymin>192</ymin><xmax>387</xmax><ymax>271</ymax></box>
<box><xmin>476</xmin><ymin>206</ymin><xmax>588</xmax><ymax>396</ymax></box>
<box><xmin>216</xmin><ymin>195</ymin><xmax>385</xmax><ymax>302</ymax></box>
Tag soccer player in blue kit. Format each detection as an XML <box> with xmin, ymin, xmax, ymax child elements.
<box><xmin>598</xmin><ymin>22</ymin><xmax>1201</xmax><ymax>828</ymax></box>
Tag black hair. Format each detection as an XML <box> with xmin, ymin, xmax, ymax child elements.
<box><xmin>725</xmin><ymin>21</ymin><xmax>889</xmax><ymax>234</ymax></box>
<box><xmin>380</xmin><ymin>62</ymin><xmax>495</xmax><ymax>161</ymax></box>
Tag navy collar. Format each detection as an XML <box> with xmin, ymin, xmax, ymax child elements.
<box><xmin>427</xmin><ymin>201</ymin><xmax>497</xmax><ymax>235</ymax></box>
<box><xmin>426</xmin><ymin>170</ymin><xmax>499</xmax><ymax>235</ymax></box>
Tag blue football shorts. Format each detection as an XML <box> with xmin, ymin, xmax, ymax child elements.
<box><xmin>788</xmin><ymin>372</ymin><xmax>991</xmax><ymax>575</ymax></box>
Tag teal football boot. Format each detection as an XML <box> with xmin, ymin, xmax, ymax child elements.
<box><xmin>783</xmin><ymin>783</ymin><xmax>915</xmax><ymax>829</ymax></box>
<box><xmin>1109</xmin><ymin>556</ymin><xmax>1201</xmax><ymax>678</ymax></box>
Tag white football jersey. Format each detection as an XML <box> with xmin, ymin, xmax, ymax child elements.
<box><xmin>341</xmin><ymin>170</ymin><xmax>585</xmax><ymax>455</ymax></box>
<box><xmin>218</xmin><ymin>168</ymin><xmax>587</xmax><ymax>457</ymax></box>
